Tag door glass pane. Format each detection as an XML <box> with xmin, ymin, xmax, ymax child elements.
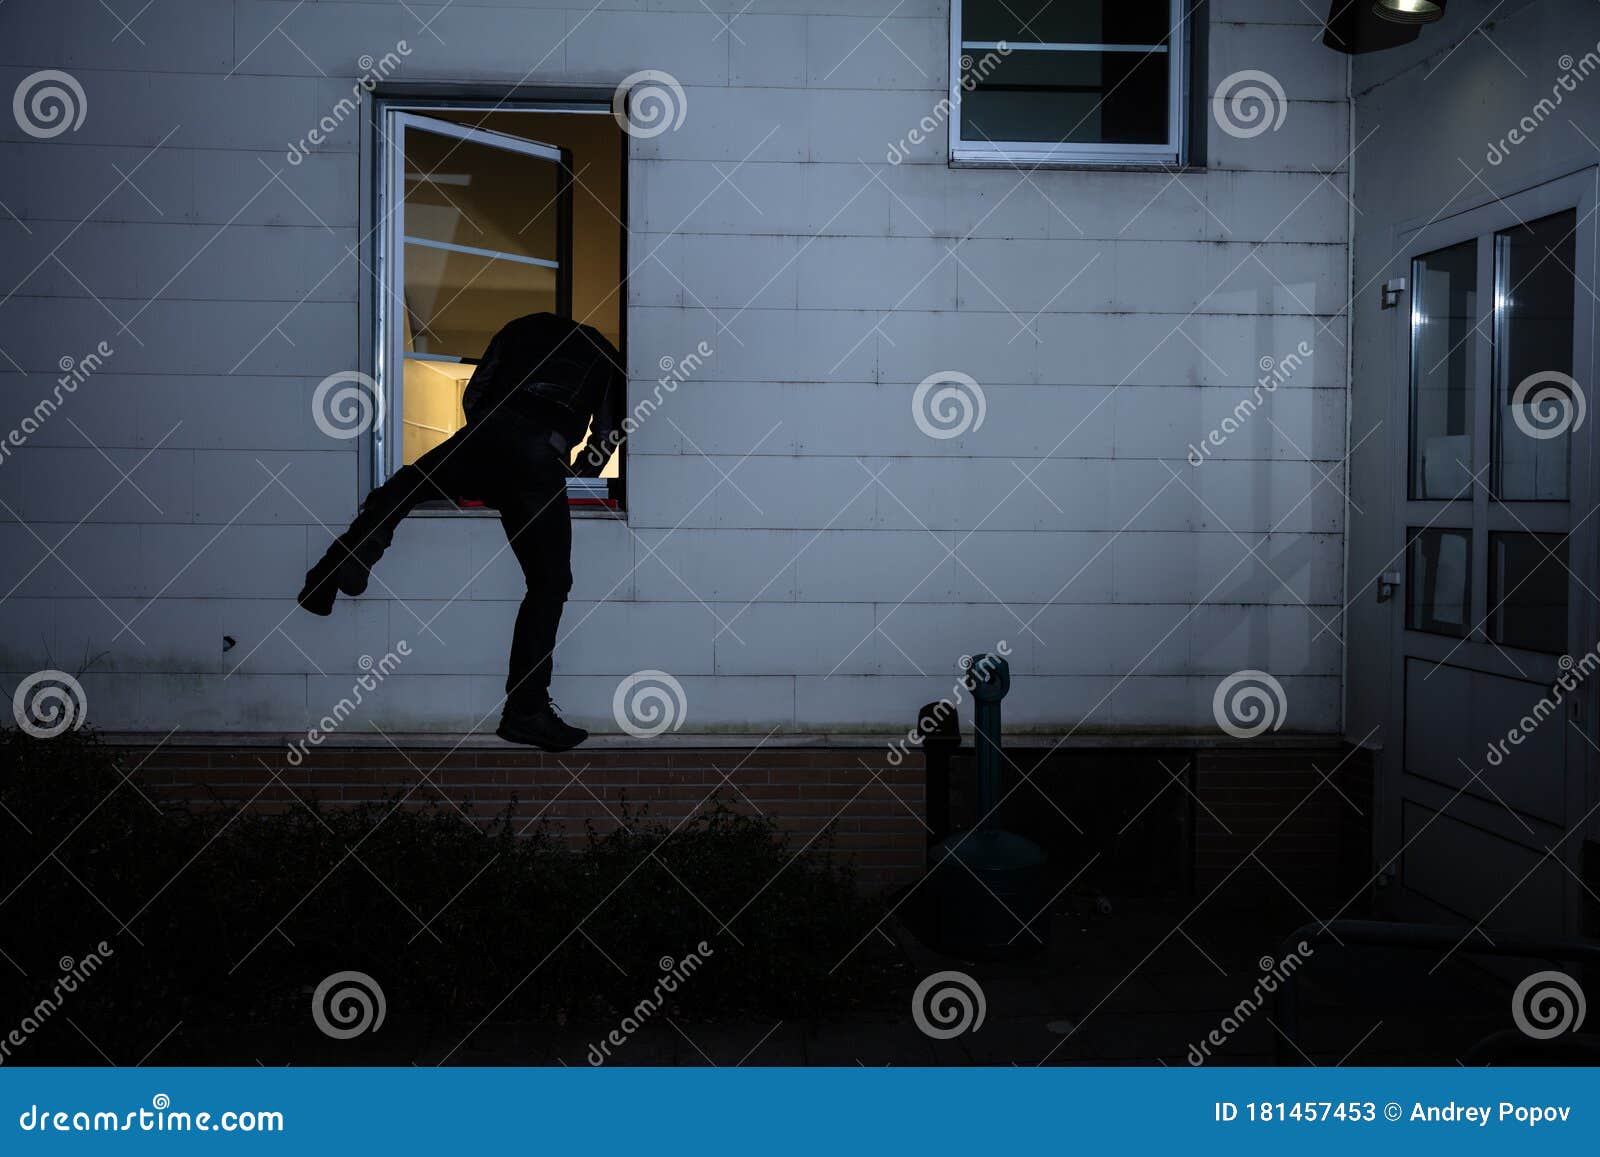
<box><xmin>1494</xmin><ymin>210</ymin><xmax>1577</xmax><ymax>501</ymax></box>
<box><xmin>1406</xmin><ymin>527</ymin><xmax>1472</xmax><ymax>638</ymax></box>
<box><xmin>1409</xmin><ymin>240</ymin><xmax>1478</xmax><ymax>500</ymax></box>
<box><xmin>1488</xmin><ymin>532</ymin><xmax>1568</xmax><ymax>653</ymax></box>
<box><xmin>403</xmin><ymin>128</ymin><xmax>561</xmax><ymax>263</ymax></box>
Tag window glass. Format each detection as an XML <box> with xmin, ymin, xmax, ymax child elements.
<box><xmin>1409</xmin><ymin>240</ymin><xmax>1478</xmax><ymax>500</ymax></box>
<box><xmin>954</xmin><ymin>0</ymin><xmax>1180</xmax><ymax>162</ymax></box>
<box><xmin>960</xmin><ymin>50</ymin><xmax>1170</xmax><ymax>146</ymax></box>
<box><xmin>1407</xmin><ymin>527</ymin><xmax>1472</xmax><ymax>638</ymax></box>
<box><xmin>1493</xmin><ymin>210</ymin><xmax>1577</xmax><ymax>501</ymax></box>
<box><xmin>1488</xmin><ymin>532</ymin><xmax>1568</xmax><ymax>653</ymax></box>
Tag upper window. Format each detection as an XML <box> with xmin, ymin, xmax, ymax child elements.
<box><xmin>377</xmin><ymin>103</ymin><xmax>626</xmax><ymax>510</ymax></box>
<box><xmin>950</xmin><ymin>0</ymin><xmax>1187</xmax><ymax>166</ymax></box>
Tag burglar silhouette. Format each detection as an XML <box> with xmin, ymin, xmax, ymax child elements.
<box><xmin>298</xmin><ymin>312</ymin><xmax>624</xmax><ymax>751</ymax></box>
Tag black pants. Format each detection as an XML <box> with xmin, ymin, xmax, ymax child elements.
<box><xmin>343</xmin><ymin>413</ymin><xmax>572</xmax><ymax>716</ymax></box>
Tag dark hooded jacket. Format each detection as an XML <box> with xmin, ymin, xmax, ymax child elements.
<box><xmin>460</xmin><ymin>312</ymin><xmax>625</xmax><ymax>477</ymax></box>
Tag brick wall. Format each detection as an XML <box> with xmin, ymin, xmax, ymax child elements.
<box><xmin>1194</xmin><ymin>745</ymin><xmax>1376</xmax><ymax>911</ymax></box>
<box><xmin>127</xmin><ymin>742</ymin><xmax>929</xmax><ymax>891</ymax></box>
<box><xmin>123</xmin><ymin>739</ymin><xmax>1371</xmax><ymax>903</ymax></box>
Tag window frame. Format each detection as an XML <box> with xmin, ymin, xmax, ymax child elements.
<box><xmin>947</xmin><ymin>0</ymin><xmax>1190</xmax><ymax>168</ymax></box>
<box><xmin>372</xmin><ymin>96</ymin><xmax>627</xmax><ymax>513</ymax></box>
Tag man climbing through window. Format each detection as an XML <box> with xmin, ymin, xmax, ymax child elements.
<box><xmin>297</xmin><ymin>312</ymin><xmax>624</xmax><ymax>752</ymax></box>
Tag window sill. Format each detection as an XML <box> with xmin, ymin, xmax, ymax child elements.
<box><xmin>410</xmin><ymin>502</ymin><xmax>626</xmax><ymax>520</ymax></box>
<box><xmin>949</xmin><ymin>155</ymin><xmax>1200</xmax><ymax>173</ymax></box>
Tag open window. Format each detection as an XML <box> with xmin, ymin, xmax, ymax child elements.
<box><xmin>377</xmin><ymin>103</ymin><xmax>626</xmax><ymax>510</ymax></box>
<box><xmin>949</xmin><ymin>0</ymin><xmax>1192</xmax><ymax>167</ymax></box>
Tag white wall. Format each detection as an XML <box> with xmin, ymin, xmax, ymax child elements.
<box><xmin>0</xmin><ymin>0</ymin><xmax>1350</xmax><ymax>737</ymax></box>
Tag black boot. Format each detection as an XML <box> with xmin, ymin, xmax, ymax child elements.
<box><xmin>497</xmin><ymin>699</ymin><xmax>589</xmax><ymax>752</ymax></box>
<box><xmin>296</xmin><ymin>537</ymin><xmax>370</xmax><ymax>615</ymax></box>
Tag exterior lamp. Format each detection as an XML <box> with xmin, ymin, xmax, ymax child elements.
<box><xmin>1373</xmin><ymin>0</ymin><xmax>1446</xmax><ymax>23</ymax></box>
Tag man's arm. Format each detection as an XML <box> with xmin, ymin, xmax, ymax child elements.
<box><xmin>572</xmin><ymin>357</ymin><xmax>625</xmax><ymax>478</ymax></box>
<box><xmin>459</xmin><ymin>331</ymin><xmax>504</xmax><ymax>425</ymax></box>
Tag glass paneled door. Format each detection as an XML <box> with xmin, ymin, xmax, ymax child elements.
<box><xmin>1386</xmin><ymin>173</ymin><xmax>1596</xmax><ymax>936</ymax></box>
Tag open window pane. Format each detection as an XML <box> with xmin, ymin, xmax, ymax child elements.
<box><xmin>403</xmin><ymin>243</ymin><xmax>559</xmax><ymax>359</ymax></box>
<box><xmin>1407</xmin><ymin>527</ymin><xmax>1472</xmax><ymax>639</ymax></box>
<box><xmin>1494</xmin><ymin>210</ymin><xmax>1577</xmax><ymax>501</ymax></box>
<box><xmin>1409</xmin><ymin>240</ymin><xmax>1478</xmax><ymax>500</ymax></box>
<box><xmin>1488</xmin><ymin>532</ymin><xmax>1568</xmax><ymax>653</ymax></box>
<box><xmin>403</xmin><ymin>128</ymin><xmax>561</xmax><ymax>265</ymax></box>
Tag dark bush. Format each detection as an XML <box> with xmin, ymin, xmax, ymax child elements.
<box><xmin>0</xmin><ymin>728</ymin><xmax>898</xmax><ymax>1063</ymax></box>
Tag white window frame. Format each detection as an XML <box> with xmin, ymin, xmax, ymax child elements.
<box><xmin>949</xmin><ymin>0</ymin><xmax>1187</xmax><ymax>167</ymax></box>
